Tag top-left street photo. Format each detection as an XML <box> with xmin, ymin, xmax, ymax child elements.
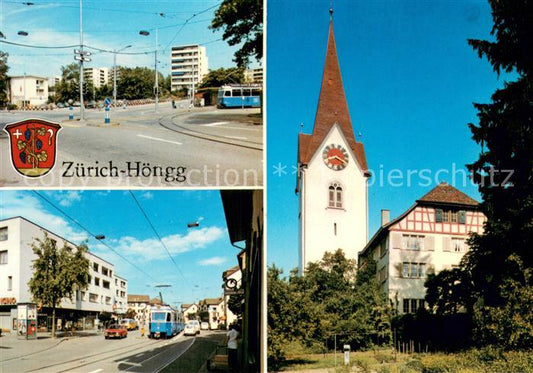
<box><xmin>0</xmin><ymin>0</ymin><xmax>263</xmax><ymax>188</ymax></box>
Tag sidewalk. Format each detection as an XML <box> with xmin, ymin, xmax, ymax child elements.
<box><xmin>0</xmin><ymin>330</ymin><xmax>100</xmax><ymax>361</ymax></box>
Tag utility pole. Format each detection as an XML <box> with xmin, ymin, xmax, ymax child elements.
<box><xmin>154</xmin><ymin>28</ymin><xmax>158</xmax><ymax>113</ymax></box>
<box><xmin>78</xmin><ymin>0</ymin><xmax>84</xmax><ymax>120</ymax></box>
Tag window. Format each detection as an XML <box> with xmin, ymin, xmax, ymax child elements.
<box><xmin>402</xmin><ymin>262</ymin><xmax>427</xmax><ymax>278</ymax></box>
<box><xmin>89</xmin><ymin>293</ymin><xmax>98</xmax><ymax>303</ymax></box>
<box><xmin>0</xmin><ymin>250</ymin><xmax>7</xmax><ymax>264</ymax></box>
<box><xmin>452</xmin><ymin>238</ymin><xmax>465</xmax><ymax>252</ymax></box>
<box><xmin>93</xmin><ymin>263</ymin><xmax>99</xmax><ymax>272</ymax></box>
<box><xmin>379</xmin><ymin>241</ymin><xmax>387</xmax><ymax>257</ymax></box>
<box><xmin>403</xmin><ymin>298</ymin><xmax>426</xmax><ymax>314</ymax></box>
<box><xmin>103</xmin><ymin>280</ymin><xmax>110</xmax><ymax>289</ymax></box>
<box><xmin>8</xmin><ymin>276</ymin><xmax>12</xmax><ymax>291</ymax></box>
<box><xmin>328</xmin><ymin>182</ymin><xmax>343</xmax><ymax>208</ymax></box>
<box><xmin>102</xmin><ymin>267</ymin><xmax>109</xmax><ymax>276</ymax></box>
<box><xmin>0</xmin><ymin>227</ymin><xmax>7</xmax><ymax>241</ymax></box>
<box><xmin>402</xmin><ymin>235</ymin><xmax>425</xmax><ymax>250</ymax></box>
<box><xmin>105</xmin><ymin>297</ymin><xmax>111</xmax><ymax>305</ymax></box>
<box><xmin>378</xmin><ymin>266</ymin><xmax>388</xmax><ymax>282</ymax></box>
<box><xmin>436</xmin><ymin>209</ymin><xmax>466</xmax><ymax>224</ymax></box>
<box><xmin>81</xmin><ymin>291</ymin><xmax>85</xmax><ymax>301</ymax></box>
<box><xmin>94</xmin><ymin>277</ymin><xmax>100</xmax><ymax>286</ymax></box>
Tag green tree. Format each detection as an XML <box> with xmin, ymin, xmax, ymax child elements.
<box><xmin>124</xmin><ymin>309</ymin><xmax>137</xmax><ymax>320</ymax></box>
<box><xmin>211</xmin><ymin>0</ymin><xmax>263</xmax><ymax>67</ymax></box>
<box><xmin>425</xmin><ymin>0</ymin><xmax>532</xmax><ymax>349</ymax></box>
<box><xmin>267</xmin><ymin>250</ymin><xmax>392</xmax><ymax>370</ymax></box>
<box><xmin>0</xmin><ymin>51</ymin><xmax>9</xmax><ymax>107</ymax></box>
<box><xmin>117</xmin><ymin>67</ymin><xmax>164</xmax><ymax>100</ymax></box>
<box><xmin>28</xmin><ymin>233</ymin><xmax>90</xmax><ymax>338</ymax></box>
<box><xmin>198</xmin><ymin>67</ymin><xmax>244</xmax><ymax>88</ymax></box>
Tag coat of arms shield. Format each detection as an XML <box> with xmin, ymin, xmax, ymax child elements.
<box><xmin>4</xmin><ymin>118</ymin><xmax>62</xmax><ymax>177</ymax></box>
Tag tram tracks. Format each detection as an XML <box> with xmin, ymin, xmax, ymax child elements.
<box><xmin>158</xmin><ymin>113</ymin><xmax>263</xmax><ymax>151</ymax></box>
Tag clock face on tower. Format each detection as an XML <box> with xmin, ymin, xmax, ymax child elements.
<box><xmin>322</xmin><ymin>144</ymin><xmax>349</xmax><ymax>170</ymax></box>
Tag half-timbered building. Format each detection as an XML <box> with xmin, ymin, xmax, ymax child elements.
<box><xmin>358</xmin><ymin>183</ymin><xmax>486</xmax><ymax>314</ymax></box>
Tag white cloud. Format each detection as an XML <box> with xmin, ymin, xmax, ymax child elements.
<box><xmin>140</xmin><ymin>191</ymin><xmax>154</xmax><ymax>200</ymax></box>
<box><xmin>0</xmin><ymin>191</ymin><xmax>88</xmax><ymax>242</ymax></box>
<box><xmin>198</xmin><ymin>256</ymin><xmax>227</xmax><ymax>266</ymax></box>
<box><xmin>57</xmin><ymin>190</ymin><xmax>83</xmax><ymax>207</ymax></box>
<box><xmin>100</xmin><ymin>226</ymin><xmax>226</xmax><ymax>261</ymax></box>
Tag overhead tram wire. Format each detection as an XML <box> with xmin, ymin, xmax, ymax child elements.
<box><xmin>31</xmin><ymin>191</ymin><xmax>157</xmax><ymax>282</ymax></box>
<box><xmin>0</xmin><ymin>40</ymin><xmax>78</xmax><ymax>49</ymax></box>
<box><xmin>128</xmin><ymin>191</ymin><xmax>191</xmax><ymax>288</ymax></box>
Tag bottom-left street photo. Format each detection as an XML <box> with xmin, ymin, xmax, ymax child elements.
<box><xmin>0</xmin><ymin>189</ymin><xmax>263</xmax><ymax>372</ymax></box>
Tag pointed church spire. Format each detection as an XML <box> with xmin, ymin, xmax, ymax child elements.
<box><xmin>298</xmin><ymin>12</ymin><xmax>368</xmax><ymax>174</ymax></box>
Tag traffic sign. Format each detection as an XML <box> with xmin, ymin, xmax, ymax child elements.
<box><xmin>104</xmin><ymin>97</ymin><xmax>111</xmax><ymax>106</ymax></box>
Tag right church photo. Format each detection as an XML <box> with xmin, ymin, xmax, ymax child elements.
<box><xmin>267</xmin><ymin>0</ymin><xmax>532</xmax><ymax>371</ymax></box>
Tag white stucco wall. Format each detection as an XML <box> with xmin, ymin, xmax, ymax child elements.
<box><xmin>299</xmin><ymin>124</ymin><xmax>368</xmax><ymax>271</ymax></box>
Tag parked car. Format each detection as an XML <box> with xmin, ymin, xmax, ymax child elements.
<box><xmin>120</xmin><ymin>318</ymin><xmax>137</xmax><ymax>331</ymax></box>
<box><xmin>104</xmin><ymin>324</ymin><xmax>127</xmax><ymax>339</ymax></box>
<box><xmin>184</xmin><ymin>320</ymin><xmax>201</xmax><ymax>336</ymax></box>
<box><xmin>201</xmin><ymin>322</ymin><xmax>209</xmax><ymax>330</ymax></box>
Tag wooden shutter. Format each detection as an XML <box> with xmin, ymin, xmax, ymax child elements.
<box><xmin>391</xmin><ymin>233</ymin><xmax>402</xmax><ymax>250</ymax></box>
<box><xmin>442</xmin><ymin>236</ymin><xmax>451</xmax><ymax>252</ymax></box>
<box><xmin>425</xmin><ymin>236</ymin><xmax>435</xmax><ymax>251</ymax></box>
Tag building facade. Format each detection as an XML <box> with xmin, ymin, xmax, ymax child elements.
<box><xmin>127</xmin><ymin>294</ymin><xmax>150</xmax><ymax>327</ymax></box>
<box><xmin>0</xmin><ymin>217</ymin><xmax>128</xmax><ymax>332</ymax></box>
<box><xmin>83</xmin><ymin>67</ymin><xmax>109</xmax><ymax>88</ymax></box>
<box><xmin>181</xmin><ymin>303</ymin><xmax>198</xmax><ymax>322</ymax></box>
<box><xmin>199</xmin><ymin>297</ymin><xmax>225</xmax><ymax>329</ymax></box>
<box><xmin>222</xmin><ymin>265</ymin><xmax>241</xmax><ymax>329</ymax></box>
<box><xmin>244</xmin><ymin>68</ymin><xmax>263</xmax><ymax>84</ymax></box>
<box><xmin>358</xmin><ymin>183</ymin><xmax>486</xmax><ymax>314</ymax></box>
<box><xmin>296</xmin><ymin>18</ymin><xmax>370</xmax><ymax>273</ymax></box>
<box><xmin>170</xmin><ymin>44</ymin><xmax>208</xmax><ymax>92</ymax></box>
<box><xmin>9</xmin><ymin>75</ymin><xmax>49</xmax><ymax>107</ymax></box>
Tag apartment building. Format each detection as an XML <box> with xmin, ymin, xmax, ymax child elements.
<box><xmin>127</xmin><ymin>294</ymin><xmax>150</xmax><ymax>326</ymax></box>
<box><xmin>0</xmin><ymin>217</ymin><xmax>128</xmax><ymax>331</ymax></box>
<box><xmin>244</xmin><ymin>68</ymin><xmax>263</xmax><ymax>84</ymax></box>
<box><xmin>9</xmin><ymin>75</ymin><xmax>49</xmax><ymax>107</ymax></box>
<box><xmin>83</xmin><ymin>67</ymin><xmax>109</xmax><ymax>88</ymax></box>
<box><xmin>170</xmin><ymin>44</ymin><xmax>208</xmax><ymax>92</ymax></box>
<box><xmin>358</xmin><ymin>183</ymin><xmax>486</xmax><ymax>314</ymax></box>
<box><xmin>199</xmin><ymin>297</ymin><xmax>224</xmax><ymax>329</ymax></box>
<box><xmin>181</xmin><ymin>303</ymin><xmax>198</xmax><ymax>322</ymax></box>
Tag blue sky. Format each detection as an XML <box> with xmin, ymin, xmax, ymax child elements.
<box><xmin>1</xmin><ymin>0</ymin><xmax>258</xmax><ymax>77</ymax></box>
<box><xmin>0</xmin><ymin>189</ymin><xmax>240</xmax><ymax>307</ymax></box>
<box><xmin>267</xmin><ymin>0</ymin><xmax>507</xmax><ymax>272</ymax></box>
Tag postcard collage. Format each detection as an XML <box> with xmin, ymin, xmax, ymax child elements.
<box><xmin>1</xmin><ymin>0</ymin><xmax>529</xmax><ymax>372</ymax></box>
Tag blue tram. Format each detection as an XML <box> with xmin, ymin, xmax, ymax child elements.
<box><xmin>217</xmin><ymin>84</ymin><xmax>262</xmax><ymax>108</ymax></box>
<box><xmin>149</xmin><ymin>305</ymin><xmax>179</xmax><ymax>339</ymax></box>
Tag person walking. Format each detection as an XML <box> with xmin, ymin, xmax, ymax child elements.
<box><xmin>226</xmin><ymin>324</ymin><xmax>240</xmax><ymax>372</ymax></box>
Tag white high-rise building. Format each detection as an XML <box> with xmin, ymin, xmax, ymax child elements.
<box><xmin>83</xmin><ymin>67</ymin><xmax>109</xmax><ymax>88</ymax></box>
<box><xmin>170</xmin><ymin>44</ymin><xmax>208</xmax><ymax>92</ymax></box>
<box><xmin>0</xmin><ymin>217</ymin><xmax>128</xmax><ymax>332</ymax></box>
<box><xmin>296</xmin><ymin>19</ymin><xmax>370</xmax><ymax>273</ymax></box>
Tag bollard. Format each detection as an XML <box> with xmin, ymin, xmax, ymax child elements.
<box><xmin>69</xmin><ymin>106</ymin><xmax>73</xmax><ymax>120</ymax></box>
<box><xmin>104</xmin><ymin>106</ymin><xmax>110</xmax><ymax>124</ymax></box>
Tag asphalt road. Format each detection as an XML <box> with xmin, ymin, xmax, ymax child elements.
<box><xmin>0</xmin><ymin>329</ymin><xmax>226</xmax><ymax>373</ymax></box>
<box><xmin>0</xmin><ymin>101</ymin><xmax>263</xmax><ymax>187</ymax></box>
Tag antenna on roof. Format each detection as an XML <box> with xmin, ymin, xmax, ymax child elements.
<box><xmin>300</xmin><ymin>122</ymin><xmax>304</xmax><ymax>133</ymax></box>
<box><xmin>329</xmin><ymin>0</ymin><xmax>334</xmax><ymax>20</ymax></box>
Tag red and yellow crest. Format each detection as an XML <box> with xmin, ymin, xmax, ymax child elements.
<box><xmin>4</xmin><ymin>119</ymin><xmax>62</xmax><ymax>177</ymax></box>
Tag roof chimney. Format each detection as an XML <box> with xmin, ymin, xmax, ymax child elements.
<box><xmin>381</xmin><ymin>209</ymin><xmax>390</xmax><ymax>226</ymax></box>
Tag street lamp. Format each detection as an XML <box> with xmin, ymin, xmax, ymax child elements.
<box><xmin>16</xmin><ymin>31</ymin><xmax>29</xmax><ymax>109</ymax></box>
<box><xmin>113</xmin><ymin>45</ymin><xmax>131</xmax><ymax>110</ymax></box>
<box><xmin>139</xmin><ymin>29</ymin><xmax>158</xmax><ymax>113</ymax></box>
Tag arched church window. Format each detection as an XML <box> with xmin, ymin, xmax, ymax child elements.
<box><xmin>328</xmin><ymin>182</ymin><xmax>343</xmax><ymax>208</ymax></box>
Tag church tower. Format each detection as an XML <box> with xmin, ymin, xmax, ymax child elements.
<box><xmin>296</xmin><ymin>11</ymin><xmax>370</xmax><ymax>273</ymax></box>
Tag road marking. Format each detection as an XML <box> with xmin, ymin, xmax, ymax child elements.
<box><xmin>88</xmin><ymin>369</ymin><xmax>103</xmax><ymax>373</ymax></box>
<box><xmin>202</xmin><ymin>121</ymin><xmax>230</xmax><ymax>126</ymax></box>
<box><xmin>224</xmin><ymin>135</ymin><xmax>248</xmax><ymax>140</ymax></box>
<box><xmin>137</xmin><ymin>134</ymin><xmax>182</xmax><ymax>145</ymax></box>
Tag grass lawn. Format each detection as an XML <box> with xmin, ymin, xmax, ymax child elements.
<box><xmin>278</xmin><ymin>348</ymin><xmax>533</xmax><ymax>372</ymax></box>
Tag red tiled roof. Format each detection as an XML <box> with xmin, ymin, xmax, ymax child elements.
<box><xmin>127</xmin><ymin>295</ymin><xmax>150</xmax><ymax>303</ymax></box>
<box><xmin>298</xmin><ymin>20</ymin><xmax>368</xmax><ymax>173</ymax></box>
<box><xmin>417</xmin><ymin>182</ymin><xmax>479</xmax><ymax>206</ymax></box>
